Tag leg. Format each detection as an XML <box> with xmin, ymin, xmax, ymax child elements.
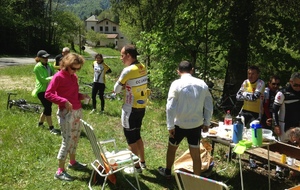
<box><xmin>166</xmin><ymin>143</ymin><xmax>178</xmax><ymax>170</ymax></box>
<box><xmin>98</xmin><ymin>83</ymin><xmax>105</xmax><ymax>111</ymax></box>
<box><xmin>91</xmin><ymin>83</ymin><xmax>99</xmax><ymax>110</ymax></box>
<box><xmin>189</xmin><ymin>145</ymin><xmax>201</xmax><ymax>175</ymax></box>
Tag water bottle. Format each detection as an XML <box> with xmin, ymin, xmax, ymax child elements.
<box><xmin>232</xmin><ymin>116</ymin><xmax>243</xmax><ymax>143</ymax></box>
<box><xmin>224</xmin><ymin>110</ymin><xmax>232</xmax><ymax>126</ymax></box>
<box><xmin>250</xmin><ymin>120</ymin><xmax>262</xmax><ymax>146</ymax></box>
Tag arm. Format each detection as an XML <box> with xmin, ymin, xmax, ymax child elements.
<box><xmin>33</xmin><ymin>64</ymin><xmax>52</xmax><ymax>84</ymax></box>
<box><xmin>272</xmin><ymin>91</ymin><xmax>284</xmax><ymax>136</ymax></box>
<box><xmin>166</xmin><ymin>82</ymin><xmax>177</xmax><ymax>131</ymax></box>
<box><xmin>203</xmin><ymin>88</ymin><xmax>213</xmax><ymax>127</ymax></box>
<box><xmin>263</xmin><ymin>88</ymin><xmax>272</xmax><ymax>118</ymax></box>
<box><xmin>236</xmin><ymin>81</ymin><xmax>246</xmax><ymax>101</ymax></box>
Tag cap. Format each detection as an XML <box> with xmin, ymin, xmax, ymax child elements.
<box><xmin>37</xmin><ymin>50</ymin><xmax>50</xmax><ymax>58</ymax></box>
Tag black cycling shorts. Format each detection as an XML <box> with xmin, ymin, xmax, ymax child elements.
<box><xmin>123</xmin><ymin>108</ymin><xmax>145</xmax><ymax>144</ymax></box>
<box><xmin>169</xmin><ymin>125</ymin><xmax>201</xmax><ymax>147</ymax></box>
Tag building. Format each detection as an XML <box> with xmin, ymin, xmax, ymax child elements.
<box><xmin>85</xmin><ymin>15</ymin><xmax>130</xmax><ymax>50</ymax></box>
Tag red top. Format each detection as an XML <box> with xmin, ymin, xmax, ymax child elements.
<box><xmin>45</xmin><ymin>70</ymin><xmax>84</xmax><ymax>110</ymax></box>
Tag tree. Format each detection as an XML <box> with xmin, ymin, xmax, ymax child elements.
<box><xmin>86</xmin><ymin>30</ymin><xmax>107</xmax><ymax>47</ymax></box>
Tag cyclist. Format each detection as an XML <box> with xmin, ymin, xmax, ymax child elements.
<box><xmin>236</xmin><ymin>65</ymin><xmax>265</xmax><ymax>127</ymax></box>
<box><xmin>113</xmin><ymin>45</ymin><xmax>148</xmax><ymax>173</ymax></box>
<box><xmin>236</xmin><ymin>65</ymin><xmax>265</xmax><ymax>169</ymax></box>
<box><xmin>32</xmin><ymin>50</ymin><xmax>60</xmax><ymax>135</ymax></box>
<box><xmin>54</xmin><ymin>47</ymin><xmax>70</xmax><ymax>70</ymax></box>
<box><xmin>90</xmin><ymin>53</ymin><xmax>112</xmax><ymax>114</ymax></box>
<box><xmin>261</xmin><ymin>75</ymin><xmax>280</xmax><ymax>129</ymax></box>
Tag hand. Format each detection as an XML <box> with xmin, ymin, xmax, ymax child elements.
<box><xmin>266</xmin><ymin>118</ymin><xmax>272</xmax><ymax>126</ymax></box>
<box><xmin>274</xmin><ymin>125</ymin><xmax>281</xmax><ymax>136</ymax></box>
<box><xmin>84</xmin><ymin>94</ymin><xmax>90</xmax><ymax>99</ymax></box>
<box><xmin>65</xmin><ymin>101</ymin><xmax>73</xmax><ymax>112</ymax></box>
<box><xmin>168</xmin><ymin>129</ymin><xmax>175</xmax><ymax>138</ymax></box>
<box><xmin>202</xmin><ymin>125</ymin><xmax>209</xmax><ymax>133</ymax></box>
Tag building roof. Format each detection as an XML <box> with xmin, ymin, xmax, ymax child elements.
<box><xmin>86</xmin><ymin>15</ymin><xmax>98</xmax><ymax>22</ymax></box>
<box><xmin>106</xmin><ymin>34</ymin><xmax>118</xmax><ymax>39</ymax></box>
<box><xmin>97</xmin><ymin>18</ymin><xmax>119</xmax><ymax>25</ymax></box>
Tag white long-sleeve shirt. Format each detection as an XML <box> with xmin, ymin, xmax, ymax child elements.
<box><xmin>166</xmin><ymin>73</ymin><xmax>213</xmax><ymax>130</ymax></box>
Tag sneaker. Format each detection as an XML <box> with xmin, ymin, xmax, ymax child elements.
<box><xmin>54</xmin><ymin>171</ymin><xmax>74</xmax><ymax>181</ymax></box>
<box><xmin>89</xmin><ymin>109</ymin><xmax>96</xmax><ymax>114</ymax></box>
<box><xmin>158</xmin><ymin>167</ymin><xmax>171</xmax><ymax>179</ymax></box>
<box><xmin>50</xmin><ymin>128</ymin><xmax>61</xmax><ymax>135</ymax></box>
<box><xmin>249</xmin><ymin>158</ymin><xmax>257</xmax><ymax>169</ymax></box>
<box><xmin>135</xmin><ymin>167</ymin><xmax>142</xmax><ymax>174</ymax></box>
<box><xmin>139</xmin><ymin>161</ymin><xmax>147</xmax><ymax>169</ymax></box>
<box><xmin>68</xmin><ymin>162</ymin><xmax>87</xmax><ymax>171</ymax></box>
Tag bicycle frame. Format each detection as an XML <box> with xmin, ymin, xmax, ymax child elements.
<box><xmin>7</xmin><ymin>92</ymin><xmax>42</xmax><ymax>113</ymax></box>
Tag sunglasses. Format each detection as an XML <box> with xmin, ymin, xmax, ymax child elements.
<box><xmin>271</xmin><ymin>83</ymin><xmax>280</xmax><ymax>86</ymax></box>
<box><xmin>70</xmin><ymin>66</ymin><xmax>81</xmax><ymax>71</ymax></box>
<box><xmin>293</xmin><ymin>83</ymin><xmax>300</xmax><ymax>87</ymax></box>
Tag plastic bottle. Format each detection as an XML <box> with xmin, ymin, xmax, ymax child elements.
<box><xmin>224</xmin><ymin>110</ymin><xmax>232</xmax><ymax>126</ymax></box>
<box><xmin>250</xmin><ymin>120</ymin><xmax>262</xmax><ymax>146</ymax></box>
<box><xmin>232</xmin><ymin>116</ymin><xmax>243</xmax><ymax>143</ymax></box>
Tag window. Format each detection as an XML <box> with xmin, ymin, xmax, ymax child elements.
<box><xmin>113</xmin><ymin>26</ymin><xmax>116</xmax><ymax>32</ymax></box>
<box><xmin>100</xmin><ymin>26</ymin><xmax>103</xmax><ymax>31</ymax></box>
<box><xmin>120</xmin><ymin>37</ymin><xmax>124</xmax><ymax>39</ymax></box>
<box><xmin>105</xmin><ymin>26</ymin><xmax>109</xmax><ymax>32</ymax></box>
<box><xmin>91</xmin><ymin>26</ymin><xmax>94</xmax><ymax>31</ymax></box>
<box><xmin>106</xmin><ymin>21</ymin><xmax>108</xmax><ymax>25</ymax></box>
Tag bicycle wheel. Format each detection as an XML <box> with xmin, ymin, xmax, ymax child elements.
<box><xmin>19</xmin><ymin>103</ymin><xmax>42</xmax><ymax>113</ymax></box>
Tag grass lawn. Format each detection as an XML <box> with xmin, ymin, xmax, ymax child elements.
<box><xmin>0</xmin><ymin>48</ymin><xmax>297</xmax><ymax>189</ymax></box>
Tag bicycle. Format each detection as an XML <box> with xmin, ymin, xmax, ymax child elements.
<box><xmin>209</xmin><ymin>83</ymin><xmax>242</xmax><ymax>116</ymax></box>
<box><xmin>7</xmin><ymin>92</ymin><xmax>42</xmax><ymax>113</ymax></box>
<box><xmin>104</xmin><ymin>92</ymin><xmax>122</xmax><ymax>101</ymax></box>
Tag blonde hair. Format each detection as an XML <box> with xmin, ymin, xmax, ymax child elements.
<box><xmin>60</xmin><ymin>53</ymin><xmax>85</xmax><ymax>70</ymax></box>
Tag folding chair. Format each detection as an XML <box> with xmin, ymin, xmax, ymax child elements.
<box><xmin>80</xmin><ymin>119</ymin><xmax>141</xmax><ymax>190</ymax></box>
<box><xmin>175</xmin><ymin>169</ymin><xmax>229</xmax><ymax>190</ymax></box>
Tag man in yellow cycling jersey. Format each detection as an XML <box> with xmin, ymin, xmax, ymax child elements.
<box><xmin>114</xmin><ymin>45</ymin><xmax>148</xmax><ymax>173</ymax></box>
<box><xmin>236</xmin><ymin>65</ymin><xmax>265</xmax><ymax>127</ymax></box>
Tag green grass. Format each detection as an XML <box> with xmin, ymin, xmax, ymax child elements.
<box><xmin>0</xmin><ymin>49</ymin><xmax>296</xmax><ymax>190</ymax></box>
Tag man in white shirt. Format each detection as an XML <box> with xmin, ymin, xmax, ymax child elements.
<box><xmin>158</xmin><ymin>60</ymin><xmax>213</xmax><ymax>178</ymax></box>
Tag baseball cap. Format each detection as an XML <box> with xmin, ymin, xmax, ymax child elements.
<box><xmin>37</xmin><ymin>50</ymin><xmax>50</xmax><ymax>58</ymax></box>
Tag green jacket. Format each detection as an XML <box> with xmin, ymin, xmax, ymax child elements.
<box><xmin>32</xmin><ymin>62</ymin><xmax>55</xmax><ymax>97</ymax></box>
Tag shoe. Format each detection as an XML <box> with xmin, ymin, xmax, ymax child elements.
<box><xmin>50</xmin><ymin>128</ymin><xmax>61</xmax><ymax>135</ymax></box>
<box><xmin>249</xmin><ymin>158</ymin><xmax>257</xmax><ymax>169</ymax></box>
<box><xmin>89</xmin><ymin>109</ymin><xmax>96</xmax><ymax>114</ymax></box>
<box><xmin>68</xmin><ymin>162</ymin><xmax>87</xmax><ymax>171</ymax></box>
<box><xmin>54</xmin><ymin>171</ymin><xmax>74</xmax><ymax>181</ymax></box>
<box><xmin>139</xmin><ymin>161</ymin><xmax>147</xmax><ymax>169</ymax></box>
<box><xmin>135</xmin><ymin>167</ymin><xmax>142</xmax><ymax>174</ymax></box>
<box><xmin>38</xmin><ymin>124</ymin><xmax>45</xmax><ymax>128</ymax></box>
<box><xmin>158</xmin><ymin>167</ymin><xmax>171</xmax><ymax>179</ymax></box>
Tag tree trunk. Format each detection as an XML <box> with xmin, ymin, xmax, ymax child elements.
<box><xmin>225</xmin><ymin>0</ymin><xmax>254</xmax><ymax>95</ymax></box>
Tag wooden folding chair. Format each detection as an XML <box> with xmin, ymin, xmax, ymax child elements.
<box><xmin>175</xmin><ymin>169</ymin><xmax>229</xmax><ymax>190</ymax></box>
<box><xmin>80</xmin><ymin>119</ymin><xmax>141</xmax><ymax>190</ymax></box>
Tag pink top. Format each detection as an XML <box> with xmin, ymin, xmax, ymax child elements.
<box><xmin>45</xmin><ymin>70</ymin><xmax>84</xmax><ymax>110</ymax></box>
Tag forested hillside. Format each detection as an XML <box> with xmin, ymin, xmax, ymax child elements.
<box><xmin>63</xmin><ymin>0</ymin><xmax>111</xmax><ymax>19</ymax></box>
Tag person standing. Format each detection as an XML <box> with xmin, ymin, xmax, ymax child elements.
<box><xmin>32</xmin><ymin>50</ymin><xmax>60</xmax><ymax>135</ymax></box>
<box><xmin>45</xmin><ymin>53</ymin><xmax>89</xmax><ymax>181</ymax></box>
<box><xmin>90</xmin><ymin>53</ymin><xmax>112</xmax><ymax>114</ymax></box>
<box><xmin>261</xmin><ymin>75</ymin><xmax>280</xmax><ymax>129</ymax></box>
<box><xmin>273</xmin><ymin>72</ymin><xmax>300</xmax><ymax>141</ymax></box>
<box><xmin>54</xmin><ymin>47</ymin><xmax>70</xmax><ymax>70</ymax></box>
<box><xmin>236</xmin><ymin>65</ymin><xmax>265</xmax><ymax>127</ymax></box>
<box><xmin>158</xmin><ymin>60</ymin><xmax>213</xmax><ymax>178</ymax></box>
<box><xmin>113</xmin><ymin>45</ymin><xmax>148</xmax><ymax>173</ymax></box>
